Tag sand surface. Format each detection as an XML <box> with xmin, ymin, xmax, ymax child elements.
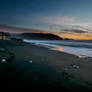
<box><xmin>0</xmin><ymin>40</ymin><xmax>92</xmax><ymax>91</ymax></box>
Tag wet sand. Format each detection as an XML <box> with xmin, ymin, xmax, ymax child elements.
<box><xmin>0</xmin><ymin>40</ymin><xmax>92</xmax><ymax>91</ymax></box>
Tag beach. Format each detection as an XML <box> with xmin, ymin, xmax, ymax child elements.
<box><xmin>0</xmin><ymin>39</ymin><xmax>92</xmax><ymax>91</ymax></box>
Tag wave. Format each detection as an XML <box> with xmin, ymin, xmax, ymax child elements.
<box><xmin>24</xmin><ymin>40</ymin><xmax>92</xmax><ymax>58</ymax></box>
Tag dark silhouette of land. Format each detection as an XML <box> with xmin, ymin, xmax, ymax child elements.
<box><xmin>20</xmin><ymin>33</ymin><xmax>63</xmax><ymax>40</ymax></box>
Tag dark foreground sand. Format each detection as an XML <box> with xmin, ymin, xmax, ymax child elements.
<box><xmin>0</xmin><ymin>40</ymin><xmax>92</xmax><ymax>91</ymax></box>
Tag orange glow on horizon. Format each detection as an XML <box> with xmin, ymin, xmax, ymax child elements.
<box><xmin>54</xmin><ymin>32</ymin><xmax>92</xmax><ymax>40</ymax></box>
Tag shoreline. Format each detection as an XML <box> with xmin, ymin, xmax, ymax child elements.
<box><xmin>24</xmin><ymin>39</ymin><xmax>92</xmax><ymax>58</ymax></box>
<box><xmin>7</xmin><ymin>40</ymin><xmax>92</xmax><ymax>80</ymax></box>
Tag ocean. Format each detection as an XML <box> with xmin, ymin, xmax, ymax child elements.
<box><xmin>24</xmin><ymin>40</ymin><xmax>92</xmax><ymax>58</ymax></box>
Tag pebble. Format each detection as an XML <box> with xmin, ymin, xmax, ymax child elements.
<box><xmin>29</xmin><ymin>60</ymin><xmax>32</xmax><ymax>63</ymax></box>
<box><xmin>72</xmin><ymin>65</ymin><xmax>79</xmax><ymax>69</ymax></box>
<box><xmin>1</xmin><ymin>59</ymin><xmax>6</xmax><ymax>62</ymax></box>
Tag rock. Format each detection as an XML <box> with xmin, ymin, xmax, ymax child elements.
<box><xmin>29</xmin><ymin>60</ymin><xmax>32</xmax><ymax>63</ymax></box>
<box><xmin>72</xmin><ymin>65</ymin><xmax>79</xmax><ymax>69</ymax></box>
<box><xmin>1</xmin><ymin>59</ymin><xmax>6</xmax><ymax>62</ymax></box>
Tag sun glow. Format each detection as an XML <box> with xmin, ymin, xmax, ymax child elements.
<box><xmin>54</xmin><ymin>32</ymin><xmax>92</xmax><ymax>40</ymax></box>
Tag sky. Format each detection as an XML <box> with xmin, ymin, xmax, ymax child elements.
<box><xmin>1</xmin><ymin>0</ymin><xmax>92</xmax><ymax>39</ymax></box>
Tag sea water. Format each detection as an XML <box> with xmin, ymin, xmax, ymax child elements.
<box><xmin>24</xmin><ymin>40</ymin><xmax>92</xmax><ymax>58</ymax></box>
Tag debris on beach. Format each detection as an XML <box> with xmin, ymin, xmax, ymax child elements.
<box><xmin>29</xmin><ymin>60</ymin><xmax>32</xmax><ymax>63</ymax></box>
<box><xmin>72</xmin><ymin>65</ymin><xmax>79</xmax><ymax>69</ymax></box>
<box><xmin>1</xmin><ymin>59</ymin><xmax>6</xmax><ymax>62</ymax></box>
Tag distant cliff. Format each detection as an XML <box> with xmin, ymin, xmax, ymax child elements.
<box><xmin>20</xmin><ymin>33</ymin><xmax>63</xmax><ymax>40</ymax></box>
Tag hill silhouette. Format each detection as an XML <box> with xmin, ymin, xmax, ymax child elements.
<box><xmin>20</xmin><ymin>33</ymin><xmax>63</xmax><ymax>40</ymax></box>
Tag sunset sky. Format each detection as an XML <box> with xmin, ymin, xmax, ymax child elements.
<box><xmin>0</xmin><ymin>0</ymin><xmax>92</xmax><ymax>40</ymax></box>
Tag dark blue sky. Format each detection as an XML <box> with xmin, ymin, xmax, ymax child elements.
<box><xmin>1</xmin><ymin>0</ymin><xmax>92</xmax><ymax>32</ymax></box>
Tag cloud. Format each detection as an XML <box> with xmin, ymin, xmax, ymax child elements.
<box><xmin>39</xmin><ymin>16</ymin><xmax>92</xmax><ymax>32</ymax></box>
<box><xmin>42</xmin><ymin>16</ymin><xmax>75</xmax><ymax>25</ymax></box>
<box><xmin>60</xmin><ymin>29</ymin><xmax>86</xmax><ymax>33</ymax></box>
<box><xmin>39</xmin><ymin>15</ymin><xmax>92</xmax><ymax>27</ymax></box>
<box><xmin>70</xmin><ymin>22</ymin><xmax>92</xmax><ymax>27</ymax></box>
<box><xmin>20</xmin><ymin>14</ymin><xmax>92</xmax><ymax>33</ymax></box>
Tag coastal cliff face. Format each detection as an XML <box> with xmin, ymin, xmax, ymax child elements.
<box><xmin>20</xmin><ymin>33</ymin><xmax>63</xmax><ymax>40</ymax></box>
<box><xmin>0</xmin><ymin>24</ymin><xmax>63</xmax><ymax>40</ymax></box>
<box><xmin>0</xmin><ymin>24</ymin><xmax>73</xmax><ymax>40</ymax></box>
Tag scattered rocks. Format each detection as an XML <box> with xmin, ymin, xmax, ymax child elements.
<box><xmin>63</xmin><ymin>64</ymin><xmax>80</xmax><ymax>72</ymax></box>
<box><xmin>0</xmin><ymin>49</ymin><xmax>15</xmax><ymax>63</ymax></box>
<box><xmin>72</xmin><ymin>65</ymin><xmax>80</xmax><ymax>69</ymax></box>
<box><xmin>1</xmin><ymin>59</ymin><xmax>6</xmax><ymax>62</ymax></box>
<box><xmin>29</xmin><ymin>60</ymin><xmax>32</xmax><ymax>63</ymax></box>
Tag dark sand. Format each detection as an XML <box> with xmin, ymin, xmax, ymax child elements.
<box><xmin>0</xmin><ymin>40</ymin><xmax>92</xmax><ymax>91</ymax></box>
